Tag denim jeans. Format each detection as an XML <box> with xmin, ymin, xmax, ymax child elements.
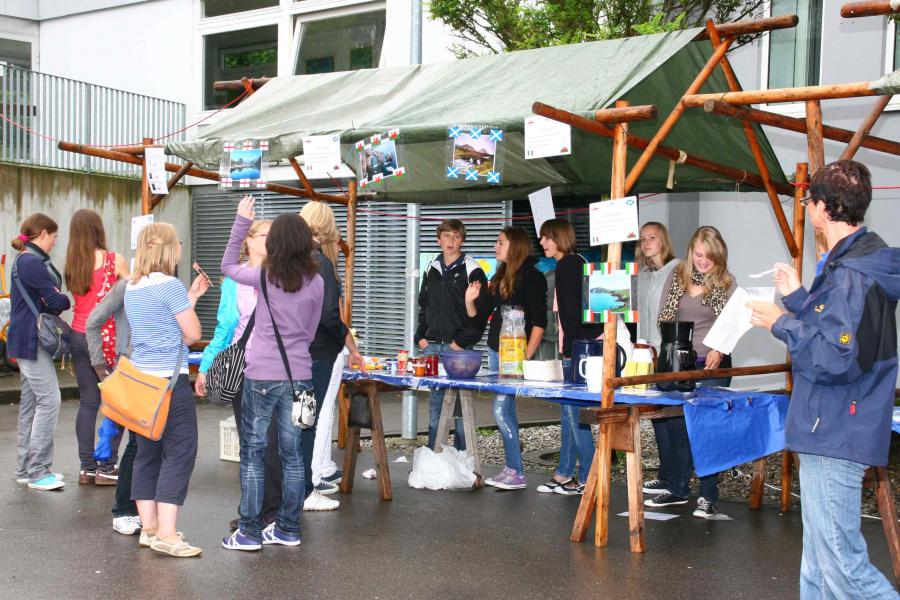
<box><xmin>239</xmin><ymin>378</ymin><xmax>310</xmax><ymax>542</ymax></box>
<box><xmin>232</xmin><ymin>381</ymin><xmax>281</xmax><ymax>523</ymax></box>
<box><xmin>425</xmin><ymin>342</ymin><xmax>466</xmax><ymax>451</ymax></box>
<box><xmin>488</xmin><ymin>349</ymin><xmax>523</xmax><ymax>474</ymax></box>
<box><xmin>557</xmin><ymin>403</ymin><xmax>594</xmax><ymax>482</ymax></box>
<box><xmin>16</xmin><ymin>347</ymin><xmax>61</xmax><ymax>482</ymax></box>
<box><xmin>798</xmin><ymin>453</ymin><xmax>898</xmax><ymax>600</ymax></box>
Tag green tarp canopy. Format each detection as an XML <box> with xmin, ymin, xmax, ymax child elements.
<box><xmin>168</xmin><ymin>28</ymin><xmax>787</xmax><ymax>203</ymax></box>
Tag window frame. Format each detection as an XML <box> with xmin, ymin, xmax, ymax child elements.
<box><xmin>758</xmin><ymin>0</ymin><xmax>824</xmax><ymax>117</ymax></box>
<box><xmin>0</xmin><ymin>32</ymin><xmax>37</xmax><ymax>70</ymax></box>
<box><xmin>290</xmin><ymin>3</ymin><xmax>387</xmax><ymax>76</ymax></box>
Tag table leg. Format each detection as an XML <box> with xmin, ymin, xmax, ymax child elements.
<box><xmin>625</xmin><ymin>407</ymin><xmax>645</xmax><ymax>553</ymax></box>
<box><xmin>368</xmin><ymin>386</ymin><xmax>393</xmax><ymax>501</ymax></box>
<box><xmin>595</xmin><ymin>423</ymin><xmax>613</xmax><ymax>547</ymax></box>
<box><xmin>781</xmin><ymin>450</ymin><xmax>795</xmax><ymax>512</ymax></box>
<box><xmin>458</xmin><ymin>389</ymin><xmax>482</xmax><ymax>487</ymax></box>
<box><xmin>749</xmin><ymin>456</ymin><xmax>766</xmax><ymax>510</ymax></box>
<box><xmin>337</xmin><ymin>383</ymin><xmax>349</xmax><ymax>449</ymax></box>
<box><xmin>872</xmin><ymin>466</ymin><xmax>900</xmax><ymax>586</ymax></box>
<box><xmin>340</xmin><ymin>425</ymin><xmax>360</xmax><ymax>494</ymax></box>
<box><xmin>571</xmin><ymin>446</ymin><xmax>599</xmax><ymax>542</ymax></box>
<box><xmin>434</xmin><ymin>392</ymin><xmax>456</xmax><ymax>451</ymax></box>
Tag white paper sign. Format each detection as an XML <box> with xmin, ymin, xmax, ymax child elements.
<box><xmin>145</xmin><ymin>147</ymin><xmax>168</xmax><ymax>195</ymax></box>
<box><xmin>302</xmin><ymin>135</ymin><xmax>342</xmax><ymax>175</ymax></box>
<box><xmin>524</xmin><ymin>114</ymin><xmax>572</xmax><ymax>159</ymax></box>
<box><xmin>131</xmin><ymin>214</ymin><xmax>154</xmax><ymax>250</ymax></box>
<box><xmin>528</xmin><ymin>187</ymin><xmax>555</xmax><ymax>236</ymax></box>
<box><xmin>589</xmin><ymin>196</ymin><xmax>639</xmax><ymax>246</ymax></box>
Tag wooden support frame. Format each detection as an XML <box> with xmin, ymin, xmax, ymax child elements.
<box><xmin>806</xmin><ymin>100</ymin><xmax>826</xmax><ymax>174</ymax></box>
<box><xmin>593</xmin><ymin>104</ymin><xmax>658</xmax><ymax>123</ymax></box>
<box><xmin>840</xmin><ymin>95</ymin><xmax>894</xmax><ymax>161</ymax></box>
<box><xmin>150</xmin><ymin>161</ymin><xmax>193</xmax><ymax>209</ymax></box>
<box><xmin>682</xmin><ymin>81</ymin><xmax>879</xmax><ymax>107</ymax></box>
<box><xmin>705</xmin><ymin>21</ymin><xmax>799</xmax><ymax>258</ymax></box>
<box><xmin>532</xmin><ymin>102</ymin><xmax>793</xmax><ymax>195</ymax></box>
<box><xmin>288</xmin><ymin>157</ymin><xmax>319</xmax><ymax>201</ymax></box>
<box><xmin>840</xmin><ymin>0</ymin><xmax>899</xmax><ymax>17</ymax></box>
<box><xmin>701</xmin><ymin>101</ymin><xmax>900</xmax><ymax>158</ymax></box>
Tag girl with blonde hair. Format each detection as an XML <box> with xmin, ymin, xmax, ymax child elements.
<box><xmin>125</xmin><ymin>222</ymin><xmax>209</xmax><ymax>556</ymax></box>
<box><xmin>299</xmin><ymin>201</ymin><xmax>364</xmax><ymax>507</ymax></box>
<box><xmin>646</xmin><ymin>225</ymin><xmax>736</xmax><ymax>519</ymax></box>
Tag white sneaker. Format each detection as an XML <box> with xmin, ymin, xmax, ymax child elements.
<box><xmin>113</xmin><ymin>515</ymin><xmax>142</xmax><ymax>535</ymax></box>
<box><xmin>303</xmin><ymin>489</ymin><xmax>339</xmax><ymax>511</ymax></box>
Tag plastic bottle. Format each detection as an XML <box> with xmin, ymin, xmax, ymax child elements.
<box><xmin>498</xmin><ymin>305</ymin><xmax>526</xmax><ymax>378</ymax></box>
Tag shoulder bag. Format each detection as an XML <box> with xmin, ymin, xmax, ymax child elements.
<box><xmin>99</xmin><ymin>344</ymin><xmax>183</xmax><ymax>441</ymax></box>
<box><xmin>11</xmin><ymin>255</ymin><xmax>71</xmax><ymax>360</ymax></box>
<box><xmin>205</xmin><ymin>311</ymin><xmax>256</xmax><ymax>407</ymax></box>
<box><xmin>259</xmin><ymin>270</ymin><xmax>316</xmax><ymax>429</ymax></box>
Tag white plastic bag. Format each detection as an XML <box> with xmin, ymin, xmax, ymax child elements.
<box><xmin>408</xmin><ymin>445</ymin><xmax>476</xmax><ymax>490</ymax></box>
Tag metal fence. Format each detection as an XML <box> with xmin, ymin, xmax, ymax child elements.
<box><xmin>0</xmin><ymin>63</ymin><xmax>186</xmax><ymax>177</ymax></box>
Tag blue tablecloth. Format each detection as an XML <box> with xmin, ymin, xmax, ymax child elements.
<box><xmin>343</xmin><ymin>370</ymin><xmax>789</xmax><ymax>477</ymax></box>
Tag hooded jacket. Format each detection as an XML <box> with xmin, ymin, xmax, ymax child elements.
<box><xmin>772</xmin><ymin>228</ymin><xmax>900</xmax><ymax>467</ymax></box>
<box><xmin>415</xmin><ymin>253</ymin><xmax>490</xmax><ymax>348</ymax></box>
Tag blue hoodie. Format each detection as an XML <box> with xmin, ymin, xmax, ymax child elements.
<box><xmin>772</xmin><ymin>228</ymin><xmax>900</xmax><ymax>467</ymax></box>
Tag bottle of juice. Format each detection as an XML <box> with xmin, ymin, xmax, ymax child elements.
<box><xmin>499</xmin><ymin>306</ymin><xmax>526</xmax><ymax>378</ymax></box>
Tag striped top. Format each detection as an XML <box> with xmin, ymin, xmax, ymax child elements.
<box><xmin>124</xmin><ymin>273</ymin><xmax>193</xmax><ymax>377</ymax></box>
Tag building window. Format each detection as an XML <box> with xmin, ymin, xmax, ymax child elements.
<box><xmin>203</xmin><ymin>0</ymin><xmax>278</xmax><ymax>18</ymax></box>
<box><xmin>0</xmin><ymin>38</ymin><xmax>32</xmax><ymax>69</ymax></box>
<box><xmin>294</xmin><ymin>11</ymin><xmax>386</xmax><ymax>75</ymax></box>
<box><xmin>768</xmin><ymin>0</ymin><xmax>823</xmax><ymax>89</ymax></box>
<box><xmin>204</xmin><ymin>25</ymin><xmax>278</xmax><ymax>110</ymax></box>
<box><xmin>894</xmin><ymin>25</ymin><xmax>900</xmax><ymax>71</ymax></box>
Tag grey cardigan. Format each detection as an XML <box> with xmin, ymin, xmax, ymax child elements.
<box><xmin>636</xmin><ymin>258</ymin><xmax>679</xmax><ymax>350</ymax></box>
<box><xmin>85</xmin><ymin>279</ymin><xmax>131</xmax><ymax>367</ymax></box>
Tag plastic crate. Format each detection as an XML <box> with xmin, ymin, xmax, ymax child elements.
<box><xmin>219</xmin><ymin>415</ymin><xmax>240</xmax><ymax>462</ymax></box>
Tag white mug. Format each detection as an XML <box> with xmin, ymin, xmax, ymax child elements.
<box><xmin>578</xmin><ymin>356</ymin><xmax>606</xmax><ymax>393</ymax></box>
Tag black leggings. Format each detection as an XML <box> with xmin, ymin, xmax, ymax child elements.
<box><xmin>71</xmin><ymin>331</ymin><xmax>122</xmax><ymax>471</ymax></box>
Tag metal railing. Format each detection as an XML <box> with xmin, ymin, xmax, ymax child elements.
<box><xmin>0</xmin><ymin>63</ymin><xmax>186</xmax><ymax>177</ymax></box>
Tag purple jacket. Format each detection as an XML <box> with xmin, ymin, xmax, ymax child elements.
<box><xmin>221</xmin><ymin>215</ymin><xmax>323</xmax><ymax>381</ymax></box>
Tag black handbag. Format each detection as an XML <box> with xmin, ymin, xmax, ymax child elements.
<box><xmin>205</xmin><ymin>311</ymin><xmax>255</xmax><ymax>407</ymax></box>
<box><xmin>348</xmin><ymin>392</ymin><xmax>372</xmax><ymax>429</ymax></box>
<box><xmin>259</xmin><ymin>270</ymin><xmax>317</xmax><ymax>429</ymax></box>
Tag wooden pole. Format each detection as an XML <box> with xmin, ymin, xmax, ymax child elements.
<box><xmin>57</xmin><ymin>141</ymin><xmax>350</xmax><ymax>206</ymax></box>
<box><xmin>592</xmin><ymin>104</ymin><xmax>658</xmax><ymax>123</ymax></box>
<box><xmin>607</xmin><ymin>362</ymin><xmax>790</xmax><ymax>388</ymax></box>
<box><xmin>532</xmin><ymin>102</ymin><xmax>793</xmax><ymax>194</ymax></box>
<box><xmin>841</xmin><ymin>0</ymin><xmax>899</xmax><ymax>17</ymax></box>
<box><xmin>702</xmin><ymin>100</ymin><xmax>900</xmax><ymax>158</ymax></box>
<box><xmin>150</xmin><ymin>161</ymin><xmax>194</xmax><ymax>210</ymax></box>
<box><xmin>337</xmin><ymin>182</ymin><xmax>358</xmax><ymax>450</ymax></box>
<box><xmin>625</xmin><ymin>37</ymin><xmax>734</xmax><ymax>194</ymax></box>
<box><xmin>140</xmin><ymin>137</ymin><xmax>152</xmax><ymax>215</ymax></box>
<box><xmin>705</xmin><ymin>21</ymin><xmax>799</xmax><ymax>258</ymax></box>
<box><xmin>288</xmin><ymin>157</ymin><xmax>319</xmax><ymax>201</ymax></box>
<box><xmin>839</xmin><ymin>94</ymin><xmax>894</xmax><ymax>160</ymax></box>
<box><xmin>213</xmin><ymin>77</ymin><xmax>272</xmax><ymax>91</ymax></box>
<box><xmin>682</xmin><ymin>81</ymin><xmax>879</xmax><ymax>107</ymax></box>
<box><xmin>806</xmin><ymin>100</ymin><xmax>826</xmax><ymax>174</ymax></box>
<box><xmin>693</xmin><ymin>14</ymin><xmax>799</xmax><ymax>38</ymax></box>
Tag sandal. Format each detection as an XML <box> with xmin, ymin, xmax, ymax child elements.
<box><xmin>139</xmin><ymin>530</ymin><xmax>183</xmax><ymax>547</ymax></box>
<box><xmin>150</xmin><ymin>536</ymin><xmax>202</xmax><ymax>558</ymax></box>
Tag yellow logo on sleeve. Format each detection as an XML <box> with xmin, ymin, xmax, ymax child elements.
<box><xmin>839</xmin><ymin>332</ymin><xmax>852</xmax><ymax>345</ymax></box>
<box><xmin>815</xmin><ymin>304</ymin><xmax>825</xmax><ymax>313</ymax></box>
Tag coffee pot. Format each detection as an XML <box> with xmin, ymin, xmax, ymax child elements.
<box><xmin>656</xmin><ymin>321</ymin><xmax>697</xmax><ymax>392</ymax></box>
<box><xmin>569</xmin><ymin>339</ymin><xmax>627</xmax><ymax>384</ymax></box>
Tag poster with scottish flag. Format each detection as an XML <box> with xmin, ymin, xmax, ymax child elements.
<box><xmin>219</xmin><ymin>139</ymin><xmax>269</xmax><ymax>190</ymax></box>
<box><xmin>446</xmin><ymin>125</ymin><xmax>503</xmax><ymax>185</ymax></box>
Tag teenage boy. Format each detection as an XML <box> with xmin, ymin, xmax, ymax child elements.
<box><xmin>415</xmin><ymin>219</ymin><xmax>490</xmax><ymax>450</ymax></box>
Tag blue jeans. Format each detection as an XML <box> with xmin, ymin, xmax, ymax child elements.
<box><xmin>558</xmin><ymin>404</ymin><xmax>594</xmax><ymax>482</ymax></box>
<box><xmin>798</xmin><ymin>453</ymin><xmax>897</xmax><ymax>600</ymax></box>
<box><xmin>488</xmin><ymin>349</ymin><xmax>523</xmax><ymax>474</ymax></box>
<box><xmin>239</xmin><ymin>378</ymin><xmax>311</xmax><ymax>542</ymax></box>
<box><xmin>424</xmin><ymin>342</ymin><xmax>466</xmax><ymax>451</ymax></box>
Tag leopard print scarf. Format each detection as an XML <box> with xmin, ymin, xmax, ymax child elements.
<box><xmin>658</xmin><ymin>269</ymin><xmax>728</xmax><ymax>324</ymax></box>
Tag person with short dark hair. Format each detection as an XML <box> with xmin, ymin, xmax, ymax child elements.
<box><xmin>750</xmin><ymin>159</ymin><xmax>900</xmax><ymax>599</ymax></box>
<box><xmin>415</xmin><ymin>218</ymin><xmax>490</xmax><ymax>451</ymax></box>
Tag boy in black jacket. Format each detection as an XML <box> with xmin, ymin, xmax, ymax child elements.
<box><xmin>415</xmin><ymin>219</ymin><xmax>490</xmax><ymax>450</ymax></box>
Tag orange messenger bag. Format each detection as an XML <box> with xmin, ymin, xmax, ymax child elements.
<box><xmin>99</xmin><ymin>345</ymin><xmax>183</xmax><ymax>441</ymax></box>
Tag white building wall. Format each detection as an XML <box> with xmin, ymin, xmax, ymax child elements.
<box><xmin>37</xmin><ymin>0</ymin><xmax>193</xmax><ymax>104</ymax></box>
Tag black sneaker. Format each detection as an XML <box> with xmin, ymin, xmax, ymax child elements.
<box><xmin>321</xmin><ymin>470</ymin><xmax>343</xmax><ymax>485</ymax></box>
<box><xmin>644</xmin><ymin>492</ymin><xmax>688</xmax><ymax>508</ymax></box>
<box><xmin>554</xmin><ymin>479</ymin><xmax>584</xmax><ymax>496</ymax></box>
<box><xmin>693</xmin><ymin>497</ymin><xmax>718</xmax><ymax>519</ymax></box>
<box><xmin>642</xmin><ymin>479</ymin><xmax>670</xmax><ymax>495</ymax></box>
<box><xmin>536</xmin><ymin>478</ymin><xmax>569</xmax><ymax>494</ymax></box>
